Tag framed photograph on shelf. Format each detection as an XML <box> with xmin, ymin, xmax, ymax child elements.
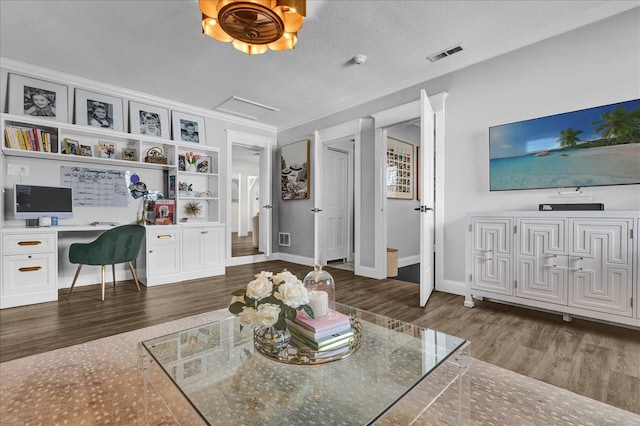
<box><xmin>281</xmin><ymin>139</ymin><xmax>310</xmax><ymax>200</ymax></box>
<box><xmin>8</xmin><ymin>73</ymin><xmax>69</xmax><ymax>122</ymax></box>
<box><xmin>122</xmin><ymin>147</ymin><xmax>137</xmax><ymax>161</ymax></box>
<box><xmin>74</xmin><ymin>89</ymin><xmax>124</xmax><ymax>131</ymax></box>
<box><xmin>63</xmin><ymin>138</ymin><xmax>79</xmax><ymax>155</ymax></box>
<box><xmin>196</xmin><ymin>156</ymin><xmax>211</xmax><ymax>173</ymax></box>
<box><xmin>98</xmin><ymin>142</ymin><xmax>115</xmax><ymax>159</ymax></box>
<box><xmin>178</xmin><ymin>154</ymin><xmax>186</xmax><ymax>171</ymax></box>
<box><xmin>154</xmin><ymin>199</ymin><xmax>175</xmax><ymax>225</ymax></box>
<box><xmin>172</xmin><ymin>111</ymin><xmax>205</xmax><ymax>144</ymax></box>
<box><xmin>80</xmin><ymin>144</ymin><xmax>93</xmax><ymax>157</ymax></box>
<box><xmin>130</xmin><ymin>101</ymin><xmax>170</xmax><ymax>139</ymax></box>
<box><xmin>386</xmin><ymin>137</ymin><xmax>414</xmax><ymax>200</ymax></box>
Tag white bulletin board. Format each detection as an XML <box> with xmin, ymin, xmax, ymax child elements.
<box><xmin>61</xmin><ymin>166</ymin><xmax>129</xmax><ymax>207</ymax></box>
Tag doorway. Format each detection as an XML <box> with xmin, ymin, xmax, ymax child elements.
<box><xmin>226</xmin><ymin>130</ymin><xmax>274</xmax><ymax>266</ymax></box>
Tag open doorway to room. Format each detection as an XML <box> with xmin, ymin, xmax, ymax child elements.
<box><xmin>231</xmin><ymin>145</ymin><xmax>262</xmax><ymax>257</ymax></box>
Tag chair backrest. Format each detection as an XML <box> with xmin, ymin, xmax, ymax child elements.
<box><xmin>70</xmin><ymin>224</ymin><xmax>145</xmax><ymax>266</ymax></box>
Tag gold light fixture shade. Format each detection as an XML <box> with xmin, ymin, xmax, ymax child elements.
<box><xmin>200</xmin><ymin>0</ymin><xmax>305</xmax><ymax>54</ymax></box>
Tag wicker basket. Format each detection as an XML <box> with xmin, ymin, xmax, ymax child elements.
<box><xmin>144</xmin><ymin>147</ymin><xmax>167</xmax><ymax>164</ymax></box>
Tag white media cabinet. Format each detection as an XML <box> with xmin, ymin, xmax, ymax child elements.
<box><xmin>465</xmin><ymin>210</ymin><xmax>640</xmax><ymax>328</ymax></box>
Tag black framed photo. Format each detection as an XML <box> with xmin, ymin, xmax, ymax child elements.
<box><xmin>8</xmin><ymin>73</ymin><xmax>68</xmax><ymax>122</ymax></box>
<box><xmin>178</xmin><ymin>154</ymin><xmax>186</xmax><ymax>171</ymax></box>
<box><xmin>75</xmin><ymin>89</ymin><xmax>124</xmax><ymax>131</ymax></box>
<box><xmin>80</xmin><ymin>144</ymin><xmax>93</xmax><ymax>157</ymax></box>
<box><xmin>172</xmin><ymin>111</ymin><xmax>205</xmax><ymax>144</ymax></box>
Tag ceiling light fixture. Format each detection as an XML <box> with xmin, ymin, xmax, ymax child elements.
<box><xmin>199</xmin><ymin>0</ymin><xmax>306</xmax><ymax>55</ymax></box>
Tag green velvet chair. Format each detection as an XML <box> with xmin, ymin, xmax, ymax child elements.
<box><xmin>67</xmin><ymin>224</ymin><xmax>145</xmax><ymax>301</ymax></box>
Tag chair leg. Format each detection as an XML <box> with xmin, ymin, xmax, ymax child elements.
<box><xmin>112</xmin><ymin>264</ymin><xmax>116</xmax><ymax>287</ymax></box>
<box><xmin>67</xmin><ymin>264</ymin><xmax>83</xmax><ymax>298</ymax></box>
<box><xmin>101</xmin><ymin>265</ymin><xmax>106</xmax><ymax>301</ymax></box>
<box><xmin>128</xmin><ymin>261</ymin><xmax>141</xmax><ymax>292</ymax></box>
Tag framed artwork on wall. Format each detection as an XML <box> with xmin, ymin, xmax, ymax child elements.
<box><xmin>8</xmin><ymin>73</ymin><xmax>69</xmax><ymax>122</ymax></box>
<box><xmin>130</xmin><ymin>101</ymin><xmax>170</xmax><ymax>139</ymax></box>
<box><xmin>75</xmin><ymin>89</ymin><xmax>124</xmax><ymax>131</ymax></box>
<box><xmin>172</xmin><ymin>111</ymin><xmax>205</xmax><ymax>144</ymax></box>
<box><xmin>281</xmin><ymin>139</ymin><xmax>310</xmax><ymax>200</ymax></box>
<box><xmin>386</xmin><ymin>137</ymin><xmax>414</xmax><ymax>200</ymax></box>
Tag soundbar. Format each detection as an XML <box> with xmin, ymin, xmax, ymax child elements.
<box><xmin>539</xmin><ymin>203</ymin><xmax>604</xmax><ymax>211</ymax></box>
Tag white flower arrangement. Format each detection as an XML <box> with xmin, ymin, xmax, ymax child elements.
<box><xmin>229</xmin><ymin>270</ymin><xmax>314</xmax><ymax>330</ymax></box>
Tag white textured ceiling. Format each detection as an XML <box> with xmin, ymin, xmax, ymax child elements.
<box><xmin>1</xmin><ymin>1</ymin><xmax>637</xmax><ymax>130</ymax></box>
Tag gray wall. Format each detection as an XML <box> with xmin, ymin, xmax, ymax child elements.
<box><xmin>277</xmin><ymin>8</ymin><xmax>640</xmax><ymax>283</ymax></box>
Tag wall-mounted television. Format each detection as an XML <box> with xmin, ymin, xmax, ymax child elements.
<box><xmin>489</xmin><ymin>98</ymin><xmax>640</xmax><ymax>191</ymax></box>
<box><xmin>14</xmin><ymin>184</ymin><xmax>73</xmax><ymax>219</ymax></box>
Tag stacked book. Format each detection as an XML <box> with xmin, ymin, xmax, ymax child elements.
<box><xmin>4</xmin><ymin>127</ymin><xmax>53</xmax><ymax>152</ymax></box>
<box><xmin>288</xmin><ymin>309</ymin><xmax>354</xmax><ymax>359</ymax></box>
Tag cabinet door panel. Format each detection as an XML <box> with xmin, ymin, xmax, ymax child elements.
<box><xmin>471</xmin><ymin>218</ymin><xmax>512</xmax><ymax>295</ymax></box>
<box><xmin>517</xmin><ymin>219</ymin><xmax>567</xmax><ymax>305</ymax></box>
<box><xmin>2</xmin><ymin>253</ymin><xmax>56</xmax><ymax>296</ymax></box>
<box><xmin>148</xmin><ymin>245</ymin><xmax>181</xmax><ymax>277</ymax></box>
<box><xmin>203</xmin><ymin>226</ymin><xmax>225</xmax><ymax>269</ymax></box>
<box><xmin>569</xmin><ymin>219</ymin><xmax>633</xmax><ymax>316</ymax></box>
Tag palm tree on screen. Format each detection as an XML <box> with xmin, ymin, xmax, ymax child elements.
<box><xmin>558</xmin><ymin>127</ymin><xmax>583</xmax><ymax>148</ymax></box>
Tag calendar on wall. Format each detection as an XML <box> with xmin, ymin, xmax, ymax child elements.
<box><xmin>386</xmin><ymin>137</ymin><xmax>414</xmax><ymax>200</ymax></box>
<box><xmin>60</xmin><ymin>166</ymin><xmax>129</xmax><ymax>207</ymax></box>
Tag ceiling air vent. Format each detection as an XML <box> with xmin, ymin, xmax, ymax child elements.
<box><xmin>427</xmin><ymin>44</ymin><xmax>463</xmax><ymax>62</ymax></box>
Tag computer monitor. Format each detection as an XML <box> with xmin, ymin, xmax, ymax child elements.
<box><xmin>14</xmin><ymin>183</ymin><xmax>73</xmax><ymax>220</ymax></box>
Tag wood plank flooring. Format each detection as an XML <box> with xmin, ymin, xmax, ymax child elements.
<box><xmin>231</xmin><ymin>232</ymin><xmax>261</xmax><ymax>257</ymax></box>
<box><xmin>1</xmin><ymin>259</ymin><xmax>638</xmax><ymax>414</ymax></box>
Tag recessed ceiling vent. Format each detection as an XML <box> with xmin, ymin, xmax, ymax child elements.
<box><xmin>427</xmin><ymin>44</ymin><xmax>463</xmax><ymax>62</ymax></box>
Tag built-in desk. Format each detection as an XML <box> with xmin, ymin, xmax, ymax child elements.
<box><xmin>1</xmin><ymin>222</ymin><xmax>226</xmax><ymax>309</ymax></box>
<box><xmin>1</xmin><ymin>225</ymin><xmax>120</xmax><ymax>309</ymax></box>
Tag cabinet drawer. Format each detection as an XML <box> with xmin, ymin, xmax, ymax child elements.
<box><xmin>2</xmin><ymin>253</ymin><xmax>57</xmax><ymax>297</ymax></box>
<box><xmin>146</xmin><ymin>227</ymin><xmax>180</xmax><ymax>247</ymax></box>
<box><xmin>2</xmin><ymin>232</ymin><xmax>56</xmax><ymax>255</ymax></box>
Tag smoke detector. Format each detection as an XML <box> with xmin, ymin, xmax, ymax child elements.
<box><xmin>351</xmin><ymin>54</ymin><xmax>367</xmax><ymax>65</ymax></box>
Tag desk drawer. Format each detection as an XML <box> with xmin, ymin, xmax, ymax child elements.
<box><xmin>2</xmin><ymin>233</ymin><xmax>56</xmax><ymax>255</ymax></box>
<box><xmin>2</xmin><ymin>253</ymin><xmax>57</xmax><ymax>297</ymax></box>
<box><xmin>146</xmin><ymin>227</ymin><xmax>180</xmax><ymax>247</ymax></box>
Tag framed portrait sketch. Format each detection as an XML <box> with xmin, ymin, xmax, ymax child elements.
<box><xmin>8</xmin><ymin>73</ymin><xmax>68</xmax><ymax>122</ymax></box>
<box><xmin>172</xmin><ymin>111</ymin><xmax>205</xmax><ymax>144</ymax></box>
<box><xmin>130</xmin><ymin>101</ymin><xmax>170</xmax><ymax>139</ymax></box>
<box><xmin>281</xmin><ymin>139</ymin><xmax>310</xmax><ymax>200</ymax></box>
<box><xmin>386</xmin><ymin>137</ymin><xmax>414</xmax><ymax>200</ymax></box>
<box><xmin>75</xmin><ymin>89</ymin><xmax>124</xmax><ymax>131</ymax></box>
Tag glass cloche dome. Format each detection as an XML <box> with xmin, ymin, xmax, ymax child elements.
<box><xmin>303</xmin><ymin>265</ymin><xmax>335</xmax><ymax>318</ymax></box>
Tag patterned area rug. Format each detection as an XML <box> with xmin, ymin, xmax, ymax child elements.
<box><xmin>1</xmin><ymin>309</ymin><xmax>639</xmax><ymax>425</ymax></box>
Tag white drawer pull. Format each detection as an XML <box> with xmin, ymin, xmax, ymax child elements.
<box><xmin>18</xmin><ymin>241</ymin><xmax>42</xmax><ymax>246</ymax></box>
<box><xmin>19</xmin><ymin>266</ymin><xmax>42</xmax><ymax>272</ymax></box>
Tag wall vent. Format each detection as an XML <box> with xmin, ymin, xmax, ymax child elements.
<box><xmin>279</xmin><ymin>232</ymin><xmax>291</xmax><ymax>246</ymax></box>
<box><xmin>427</xmin><ymin>44</ymin><xmax>463</xmax><ymax>62</ymax></box>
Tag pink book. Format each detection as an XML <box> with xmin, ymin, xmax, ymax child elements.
<box><xmin>295</xmin><ymin>309</ymin><xmax>351</xmax><ymax>333</ymax></box>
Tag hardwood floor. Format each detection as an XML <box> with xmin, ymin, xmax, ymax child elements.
<box><xmin>1</xmin><ymin>259</ymin><xmax>638</xmax><ymax>414</ymax></box>
<box><xmin>231</xmin><ymin>231</ymin><xmax>262</xmax><ymax>257</ymax></box>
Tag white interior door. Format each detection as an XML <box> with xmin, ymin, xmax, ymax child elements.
<box><xmin>324</xmin><ymin>148</ymin><xmax>348</xmax><ymax>261</ymax></box>
<box><xmin>419</xmin><ymin>89</ymin><xmax>435</xmax><ymax>307</ymax></box>
<box><xmin>258</xmin><ymin>146</ymin><xmax>272</xmax><ymax>256</ymax></box>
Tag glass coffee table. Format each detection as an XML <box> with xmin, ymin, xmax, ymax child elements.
<box><xmin>138</xmin><ymin>303</ymin><xmax>470</xmax><ymax>425</ymax></box>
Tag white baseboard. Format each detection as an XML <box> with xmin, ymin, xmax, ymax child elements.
<box><xmin>277</xmin><ymin>252</ymin><xmax>316</xmax><ymax>267</ymax></box>
<box><xmin>436</xmin><ymin>279</ymin><xmax>466</xmax><ymax>296</ymax></box>
<box><xmin>226</xmin><ymin>253</ymin><xmax>271</xmax><ymax>266</ymax></box>
<box><xmin>355</xmin><ymin>265</ymin><xmax>381</xmax><ymax>279</ymax></box>
<box><xmin>398</xmin><ymin>255</ymin><xmax>420</xmax><ymax>268</ymax></box>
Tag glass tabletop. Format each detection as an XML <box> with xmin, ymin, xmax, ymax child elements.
<box><xmin>139</xmin><ymin>303</ymin><xmax>468</xmax><ymax>425</ymax></box>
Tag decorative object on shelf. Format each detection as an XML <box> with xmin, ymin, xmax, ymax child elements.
<box><xmin>8</xmin><ymin>73</ymin><xmax>69</xmax><ymax>122</ymax></box>
<box><xmin>178</xmin><ymin>154</ymin><xmax>186</xmax><ymax>171</ymax></box>
<box><xmin>200</xmin><ymin>0</ymin><xmax>306</xmax><ymax>55</ymax></box>
<box><xmin>144</xmin><ymin>147</ymin><xmax>168</xmax><ymax>164</ymax></box>
<box><xmin>80</xmin><ymin>144</ymin><xmax>92</xmax><ymax>157</ymax></box>
<box><xmin>129</xmin><ymin>173</ymin><xmax>149</xmax><ymax>225</ymax></box>
<box><xmin>74</xmin><ymin>89</ymin><xmax>124</xmax><ymax>131</ymax></box>
<box><xmin>281</xmin><ymin>139</ymin><xmax>310</xmax><ymax>200</ymax></box>
<box><xmin>185</xmin><ymin>151</ymin><xmax>201</xmax><ymax>172</ymax></box>
<box><xmin>184</xmin><ymin>201</ymin><xmax>202</xmax><ymax>217</ymax></box>
<box><xmin>122</xmin><ymin>147</ymin><xmax>137</xmax><ymax>161</ymax></box>
<box><xmin>199</xmin><ymin>190</ymin><xmax>213</xmax><ymax>198</ymax></box>
<box><xmin>196</xmin><ymin>155</ymin><xmax>211</xmax><ymax>173</ymax></box>
<box><xmin>172</xmin><ymin>111</ymin><xmax>205</xmax><ymax>144</ymax></box>
<box><xmin>303</xmin><ymin>265</ymin><xmax>335</xmax><ymax>318</ymax></box>
<box><xmin>98</xmin><ymin>142</ymin><xmax>115</xmax><ymax>159</ymax></box>
<box><xmin>63</xmin><ymin>138</ymin><xmax>79</xmax><ymax>155</ymax></box>
<box><xmin>129</xmin><ymin>101</ymin><xmax>170</xmax><ymax>139</ymax></box>
<box><xmin>154</xmin><ymin>199</ymin><xmax>175</xmax><ymax>225</ymax></box>
<box><xmin>229</xmin><ymin>270</ymin><xmax>313</xmax><ymax>356</ymax></box>
<box><xmin>386</xmin><ymin>136</ymin><xmax>414</xmax><ymax>200</ymax></box>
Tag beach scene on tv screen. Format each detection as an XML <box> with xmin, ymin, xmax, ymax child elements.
<box><xmin>489</xmin><ymin>98</ymin><xmax>640</xmax><ymax>191</ymax></box>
